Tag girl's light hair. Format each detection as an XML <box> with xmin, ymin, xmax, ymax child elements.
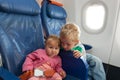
<box><xmin>45</xmin><ymin>35</ymin><xmax>60</xmax><ymax>47</ymax></box>
<box><xmin>60</xmin><ymin>23</ymin><xmax>81</xmax><ymax>41</ymax></box>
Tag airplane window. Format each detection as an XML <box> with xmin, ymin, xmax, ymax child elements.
<box><xmin>82</xmin><ymin>2</ymin><xmax>107</xmax><ymax>33</ymax></box>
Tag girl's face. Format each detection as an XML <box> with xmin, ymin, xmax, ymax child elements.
<box><xmin>60</xmin><ymin>37</ymin><xmax>78</xmax><ymax>51</ymax></box>
<box><xmin>45</xmin><ymin>40</ymin><xmax>60</xmax><ymax>57</ymax></box>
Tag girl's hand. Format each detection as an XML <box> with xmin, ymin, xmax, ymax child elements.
<box><xmin>59</xmin><ymin>70</ymin><xmax>66</xmax><ymax>79</ymax></box>
<box><xmin>73</xmin><ymin>50</ymin><xmax>82</xmax><ymax>58</ymax></box>
<box><xmin>44</xmin><ymin>69</ymin><xmax>55</xmax><ymax>77</ymax></box>
<box><xmin>19</xmin><ymin>70</ymin><xmax>34</xmax><ymax>80</ymax></box>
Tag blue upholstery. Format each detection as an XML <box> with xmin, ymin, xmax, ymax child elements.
<box><xmin>41</xmin><ymin>0</ymin><xmax>88</xmax><ymax>80</ymax></box>
<box><xmin>83</xmin><ymin>44</ymin><xmax>92</xmax><ymax>51</ymax></box>
<box><xmin>41</xmin><ymin>0</ymin><xmax>67</xmax><ymax>37</ymax></box>
<box><xmin>0</xmin><ymin>0</ymin><xmax>44</xmax><ymax>79</ymax></box>
<box><xmin>0</xmin><ymin>0</ymin><xmax>40</xmax><ymax>15</ymax></box>
<box><xmin>0</xmin><ymin>67</ymin><xmax>19</xmax><ymax>80</ymax></box>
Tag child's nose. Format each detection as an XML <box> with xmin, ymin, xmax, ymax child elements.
<box><xmin>62</xmin><ymin>44</ymin><xmax>67</xmax><ymax>49</ymax></box>
<box><xmin>52</xmin><ymin>49</ymin><xmax>57</xmax><ymax>54</ymax></box>
<box><xmin>52</xmin><ymin>48</ymin><xmax>56</xmax><ymax>52</ymax></box>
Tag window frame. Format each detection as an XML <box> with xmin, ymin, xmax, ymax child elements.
<box><xmin>81</xmin><ymin>0</ymin><xmax>108</xmax><ymax>34</ymax></box>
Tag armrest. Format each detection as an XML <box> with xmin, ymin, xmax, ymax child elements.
<box><xmin>83</xmin><ymin>44</ymin><xmax>92</xmax><ymax>50</ymax></box>
<box><xmin>0</xmin><ymin>67</ymin><xmax>20</xmax><ymax>80</ymax></box>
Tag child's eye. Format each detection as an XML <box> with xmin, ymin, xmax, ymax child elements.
<box><xmin>55</xmin><ymin>47</ymin><xmax>59</xmax><ymax>49</ymax></box>
<box><xmin>49</xmin><ymin>47</ymin><xmax>53</xmax><ymax>48</ymax></box>
<box><xmin>67</xmin><ymin>44</ymin><xmax>71</xmax><ymax>46</ymax></box>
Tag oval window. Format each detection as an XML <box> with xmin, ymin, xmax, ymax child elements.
<box><xmin>82</xmin><ymin>1</ymin><xmax>107</xmax><ymax>33</ymax></box>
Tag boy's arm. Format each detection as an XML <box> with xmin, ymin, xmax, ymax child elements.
<box><xmin>72</xmin><ymin>43</ymin><xmax>86</xmax><ymax>58</ymax></box>
<box><xmin>71</xmin><ymin>45</ymin><xmax>83</xmax><ymax>53</ymax></box>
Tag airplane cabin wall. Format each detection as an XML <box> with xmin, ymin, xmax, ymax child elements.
<box><xmin>109</xmin><ymin>8</ymin><xmax>120</xmax><ymax>67</ymax></box>
<box><xmin>63</xmin><ymin>0</ymin><xmax>76</xmax><ymax>22</ymax></box>
<box><xmin>63</xmin><ymin>0</ymin><xmax>120</xmax><ymax>67</ymax></box>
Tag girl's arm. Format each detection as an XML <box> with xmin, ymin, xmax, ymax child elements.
<box><xmin>22</xmin><ymin>52</ymin><xmax>37</xmax><ymax>72</ymax></box>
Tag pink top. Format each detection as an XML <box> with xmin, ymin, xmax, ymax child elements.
<box><xmin>22</xmin><ymin>49</ymin><xmax>63</xmax><ymax>72</ymax></box>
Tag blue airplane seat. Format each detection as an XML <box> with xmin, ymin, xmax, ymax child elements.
<box><xmin>41</xmin><ymin>0</ymin><xmax>88</xmax><ymax>80</ymax></box>
<box><xmin>41</xmin><ymin>0</ymin><xmax>67</xmax><ymax>37</ymax></box>
<box><xmin>0</xmin><ymin>0</ymin><xmax>44</xmax><ymax>79</ymax></box>
<box><xmin>83</xmin><ymin>44</ymin><xmax>92</xmax><ymax>51</ymax></box>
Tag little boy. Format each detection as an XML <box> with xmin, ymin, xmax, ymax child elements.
<box><xmin>60</xmin><ymin>23</ymin><xmax>106</xmax><ymax>80</ymax></box>
<box><xmin>60</xmin><ymin>23</ymin><xmax>86</xmax><ymax>59</ymax></box>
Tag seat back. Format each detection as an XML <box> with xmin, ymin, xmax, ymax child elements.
<box><xmin>0</xmin><ymin>0</ymin><xmax>44</xmax><ymax>76</ymax></box>
<box><xmin>41</xmin><ymin>0</ymin><xmax>88</xmax><ymax>80</ymax></box>
<box><xmin>41</xmin><ymin>0</ymin><xmax>67</xmax><ymax>37</ymax></box>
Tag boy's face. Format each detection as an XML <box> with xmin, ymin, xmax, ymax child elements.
<box><xmin>60</xmin><ymin>37</ymin><xmax>77</xmax><ymax>51</ymax></box>
<box><xmin>45</xmin><ymin>40</ymin><xmax>60</xmax><ymax>57</ymax></box>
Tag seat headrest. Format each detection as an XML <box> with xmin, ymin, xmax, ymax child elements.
<box><xmin>47</xmin><ymin>3</ymin><xmax>67</xmax><ymax>19</ymax></box>
<box><xmin>0</xmin><ymin>0</ymin><xmax>40</xmax><ymax>15</ymax></box>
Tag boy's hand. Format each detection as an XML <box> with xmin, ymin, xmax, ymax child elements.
<box><xmin>73</xmin><ymin>50</ymin><xmax>82</xmax><ymax>58</ymax></box>
<box><xmin>59</xmin><ymin>70</ymin><xmax>66</xmax><ymax>79</ymax></box>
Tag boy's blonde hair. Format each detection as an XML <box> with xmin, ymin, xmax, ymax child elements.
<box><xmin>45</xmin><ymin>35</ymin><xmax>60</xmax><ymax>47</ymax></box>
<box><xmin>60</xmin><ymin>23</ymin><xmax>81</xmax><ymax>41</ymax></box>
